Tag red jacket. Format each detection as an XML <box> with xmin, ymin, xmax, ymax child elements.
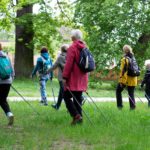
<box><xmin>63</xmin><ymin>40</ymin><xmax>88</xmax><ymax>91</ymax></box>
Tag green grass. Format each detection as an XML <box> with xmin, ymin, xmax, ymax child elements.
<box><xmin>9</xmin><ymin>78</ymin><xmax>145</xmax><ymax>97</ymax></box>
<box><xmin>0</xmin><ymin>102</ymin><xmax>150</xmax><ymax>149</ymax></box>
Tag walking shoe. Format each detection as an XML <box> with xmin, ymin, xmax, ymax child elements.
<box><xmin>7</xmin><ymin>112</ymin><xmax>14</xmax><ymax>126</ymax></box>
<box><xmin>130</xmin><ymin>107</ymin><xmax>136</xmax><ymax>110</ymax></box>
<box><xmin>40</xmin><ymin>100</ymin><xmax>44</xmax><ymax>105</ymax></box>
<box><xmin>44</xmin><ymin>100</ymin><xmax>48</xmax><ymax>106</ymax></box>
<box><xmin>71</xmin><ymin>114</ymin><xmax>82</xmax><ymax>125</ymax></box>
<box><xmin>51</xmin><ymin>104</ymin><xmax>59</xmax><ymax>110</ymax></box>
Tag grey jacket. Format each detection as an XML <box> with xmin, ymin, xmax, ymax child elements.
<box><xmin>0</xmin><ymin>51</ymin><xmax>14</xmax><ymax>84</ymax></box>
<box><xmin>48</xmin><ymin>52</ymin><xmax>66</xmax><ymax>81</ymax></box>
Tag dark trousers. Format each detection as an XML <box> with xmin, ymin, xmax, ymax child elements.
<box><xmin>56</xmin><ymin>81</ymin><xmax>64</xmax><ymax>108</ymax></box>
<box><xmin>0</xmin><ymin>84</ymin><xmax>11</xmax><ymax>114</ymax></box>
<box><xmin>116</xmin><ymin>83</ymin><xmax>136</xmax><ymax>108</ymax></box>
<box><xmin>145</xmin><ymin>89</ymin><xmax>150</xmax><ymax>103</ymax></box>
<box><xmin>64</xmin><ymin>90</ymin><xmax>82</xmax><ymax>117</ymax></box>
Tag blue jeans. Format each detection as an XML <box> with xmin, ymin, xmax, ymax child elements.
<box><xmin>39</xmin><ymin>75</ymin><xmax>49</xmax><ymax>101</ymax></box>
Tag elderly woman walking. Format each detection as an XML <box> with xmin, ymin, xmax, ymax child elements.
<box><xmin>63</xmin><ymin>29</ymin><xmax>88</xmax><ymax>125</ymax></box>
<box><xmin>116</xmin><ymin>45</ymin><xmax>138</xmax><ymax>110</ymax></box>
<box><xmin>47</xmin><ymin>44</ymin><xmax>69</xmax><ymax>110</ymax></box>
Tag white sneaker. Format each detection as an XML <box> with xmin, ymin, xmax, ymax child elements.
<box><xmin>7</xmin><ymin>112</ymin><xmax>14</xmax><ymax>126</ymax></box>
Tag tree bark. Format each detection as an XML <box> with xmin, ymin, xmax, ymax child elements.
<box><xmin>15</xmin><ymin>4</ymin><xmax>34</xmax><ymax>78</ymax></box>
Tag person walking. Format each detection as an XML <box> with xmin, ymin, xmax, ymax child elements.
<box><xmin>0</xmin><ymin>43</ymin><xmax>14</xmax><ymax>126</ymax></box>
<box><xmin>47</xmin><ymin>44</ymin><xmax>69</xmax><ymax>110</ymax></box>
<box><xmin>32</xmin><ymin>47</ymin><xmax>53</xmax><ymax>106</ymax></box>
<box><xmin>63</xmin><ymin>29</ymin><xmax>88</xmax><ymax>125</ymax></box>
<box><xmin>116</xmin><ymin>45</ymin><xmax>138</xmax><ymax>110</ymax></box>
<box><xmin>141</xmin><ymin>60</ymin><xmax>150</xmax><ymax>107</ymax></box>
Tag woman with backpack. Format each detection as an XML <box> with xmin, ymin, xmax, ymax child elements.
<box><xmin>31</xmin><ymin>47</ymin><xmax>53</xmax><ymax>106</ymax></box>
<box><xmin>63</xmin><ymin>29</ymin><xmax>89</xmax><ymax>125</ymax></box>
<box><xmin>0</xmin><ymin>43</ymin><xmax>14</xmax><ymax>126</ymax></box>
<box><xmin>47</xmin><ymin>44</ymin><xmax>69</xmax><ymax>110</ymax></box>
<box><xmin>116</xmin><ymin>45</ymin><xmax>138</xmax><ymax>110</ymax></box>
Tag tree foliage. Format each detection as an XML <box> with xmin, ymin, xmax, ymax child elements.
<box><xmin>75</xmin><ymin>0</ymin><xmax>150</xmax><ymax>71</ymax></box>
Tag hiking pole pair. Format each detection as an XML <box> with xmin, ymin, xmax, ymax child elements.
<box><xmin>84</xmin><ymin>91</ymin><xmax>109</xmax><ymax>123</ymax></box>
<box><xmin>11</xmin><ymin>85</ymin><xmax>40</xmax><ymax>115</ymax></box>
<box><xmin>66</xmin><ymin>87</ymin><xmax>94</xmax><ymax>127</ymax></box>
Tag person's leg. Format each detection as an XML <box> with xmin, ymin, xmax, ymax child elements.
<box><xmin>145</xmin><ymin>89</ymin><xmax>150</xmax><ymax>107</ymax></box>
<box><xmin>40</xmin><ymin>79</ymin><xmax>47</xmax><ymax>105</ymax></box>
<box><xmin>128</xmin><ymin>86</ymin><xmax>136</xmax><ymax>109</ymax></box>
<box><xmin>57</xmin><ymin>81</ymin><xmax>64</xmax><ymax>108</ymax></box>
<box><xmin>116</xmin><ymin>83</ymin><xmax>125</xmax><ymax>108</ymax></box>
<box><xmin>63</xmin><ymin>90</ymin><xmax>78</xmax><ymax>117</ymax></box>
<box><xmin>0</xmin><ymin>84</ymin><xmax>14</xmax><ymax>125</ymax></box>
<box><xmin>73</xmin><ymin>91</ymin><xmax>82</xmax><ymax>116</ymax></box>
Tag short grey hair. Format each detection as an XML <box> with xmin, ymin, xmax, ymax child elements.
<box><xmin>71</xmin><ymin>29</ymin><xmax>83</xmax><ymax>40</ymax></box>
<box><xmin>145</xmin><ymin>60</ymin><xmax>150</xmax><ymax>67</ymax></box>
<box><xmin>61</xmin><ymin>44</ymin><xmax>69</xmax><ymax>52</ymax></box>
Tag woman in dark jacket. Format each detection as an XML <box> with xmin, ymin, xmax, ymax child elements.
<box><xmin>141</xmin><ymin>60</ymin><xmax>150</xmax><ymax>106</ymax></box>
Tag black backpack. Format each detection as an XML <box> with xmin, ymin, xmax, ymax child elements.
<box><xmin>78</xmin><ymin>48</ymin><xmax>95</xmax><ymax>73</ymax></box>
<box><xmin>125</xmin><ymin>56</ymin><xmax>140</xmax><ymax>77</ymax></box>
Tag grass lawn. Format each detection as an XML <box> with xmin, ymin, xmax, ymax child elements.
<box><xmin>0</xmin><ymin>101</ymin><xmax>150</xmax><ymax>149</ymax></box>
<box><xmin>9</xmin><ymin>78</ymin><xmax>145</xmax><ymax>98</ymax></box>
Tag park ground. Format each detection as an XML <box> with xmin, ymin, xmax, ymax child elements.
<box><xmin>0</xmin><ymin>78</ymin><xmax>150</xmax><ymax>150</ymax></box>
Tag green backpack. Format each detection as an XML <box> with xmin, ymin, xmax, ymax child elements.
<box><xmin>0</xmin><ymin>56</ymin><xmax>12</xmax><ymax>80</ymax></box>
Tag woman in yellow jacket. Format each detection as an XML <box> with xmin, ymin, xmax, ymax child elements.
<box><xmin>116</xmin><ymin>45</ymin><xmax>137</xmax><ymax>110</ymax></box>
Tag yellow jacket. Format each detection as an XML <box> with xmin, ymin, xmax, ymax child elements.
<box><xmin>119</xmin><ymin>57</ymin><xmax>137</xmax><ymax>86</ymax></box>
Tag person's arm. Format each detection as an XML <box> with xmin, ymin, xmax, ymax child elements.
<box><xmin>47</xmin><ymin>57</ymin><xmax>60</xmax><ymax>73</ymax></box>
<box><xmin>119</xmin><ymin>57</ymin><xmax>128</xmax><ymax>85</ymax></box>
<box><xmin>63</xmin><ymin>46</ymin><xmax>75</xmax><ymax>80</ymax></box>
<box><xmin>49</xmin><ymin>58</ymin><xmax>53</xmax><ymax>79</ymax></box>
<box><xmin>141</xmin><ymin>71</ymin><xmax>148</xmax><ymax>87</ymax></box>
<box><xmin>32</xmin><ymin>59</ymin><xmax>40</xmax><ymax>77</ymax></box>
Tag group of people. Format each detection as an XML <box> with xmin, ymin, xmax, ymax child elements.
<box><xmin>0</xmin><ymin>29</ymin><xmax>150</xmax><ymax>127</ymax></box>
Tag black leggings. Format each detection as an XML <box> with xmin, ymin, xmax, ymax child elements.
<box><xmin>0</xmin><ymin>84</ymin><xmax>11</xmax><ymax>114</ymax></box>
<box><xmin>64</xmin><ymin>90</ymin><xmax>82</xmax><ymax>117</ymax></box>
<box><xmin>116</xmin><ymin>83</ymin><xmax>136</xmax><ymax>108</ymax></box>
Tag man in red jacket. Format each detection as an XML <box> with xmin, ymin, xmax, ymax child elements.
<box><xmin>63</xmin><ymin>29</ymin><xmax>88</xmax><ymax>125</ymax></box>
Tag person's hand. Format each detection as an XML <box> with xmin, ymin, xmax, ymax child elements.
<box><xmin>120</xmin><ymin>83</ymin><xmax>124</xmax><ymax>88</ymax></box>
<box><xmin>63</xmin><ymin>79</ymin><xmax>67</xmax><ymax>86</ymax></box>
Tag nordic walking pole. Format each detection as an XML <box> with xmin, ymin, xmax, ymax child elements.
<box><xmin>50</xmin><ymin>80</ymin><xmax>56</xmax><ymax>104</ymax></box>
<box><xmin>124</xmin><ymin>89</ymin><xmax>137</xmax><ymax>106</ymax></box>
<box><xmin>82</xmin><ymin>95</ymin><xmax>97</xmax><ymax>113</ymax></box>
<box><xmin>11</xmin><ymin>85</ymin><xmax>40</xmax><ymax>115</ymax></box>
<box><xmin>85</xmin><ymin>91</ymin><xmax>109</xmax><ymax>123</ymax></box>
<box><xmin>67</xmin><ymin>87</ymin><xmax>94</xmax><ymax>127</ymax></box>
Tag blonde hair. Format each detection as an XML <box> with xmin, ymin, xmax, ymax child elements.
<box><xmin>123</xmin><ymin>45</ymin><xmax>133</xmax><ymax>54</ymax></box>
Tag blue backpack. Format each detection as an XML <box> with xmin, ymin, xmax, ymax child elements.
<box><xmin>0</xmin><ymin>56</ymin><xmax>12</xmax><ymax>80</ymax></box>
<box><xmin>41</xmin><ymin>56</ymin><xmax>51</xmax><ymax>74</ymax></box>
<box><xmin>78</xmin><ymin>48</ymin><xmax>95</xmax><ymax>72</ymax></box>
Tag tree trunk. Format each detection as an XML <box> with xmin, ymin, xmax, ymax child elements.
<box><xmin>15</xmin><ymin>4</ymin><xmax>34</xmax><ymax>78</ymax></box>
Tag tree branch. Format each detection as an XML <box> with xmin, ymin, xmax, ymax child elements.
<box><xmin>56</xmin><ymin>0</ymin><xmax>71</xmax><ymax>22</ymax></box>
